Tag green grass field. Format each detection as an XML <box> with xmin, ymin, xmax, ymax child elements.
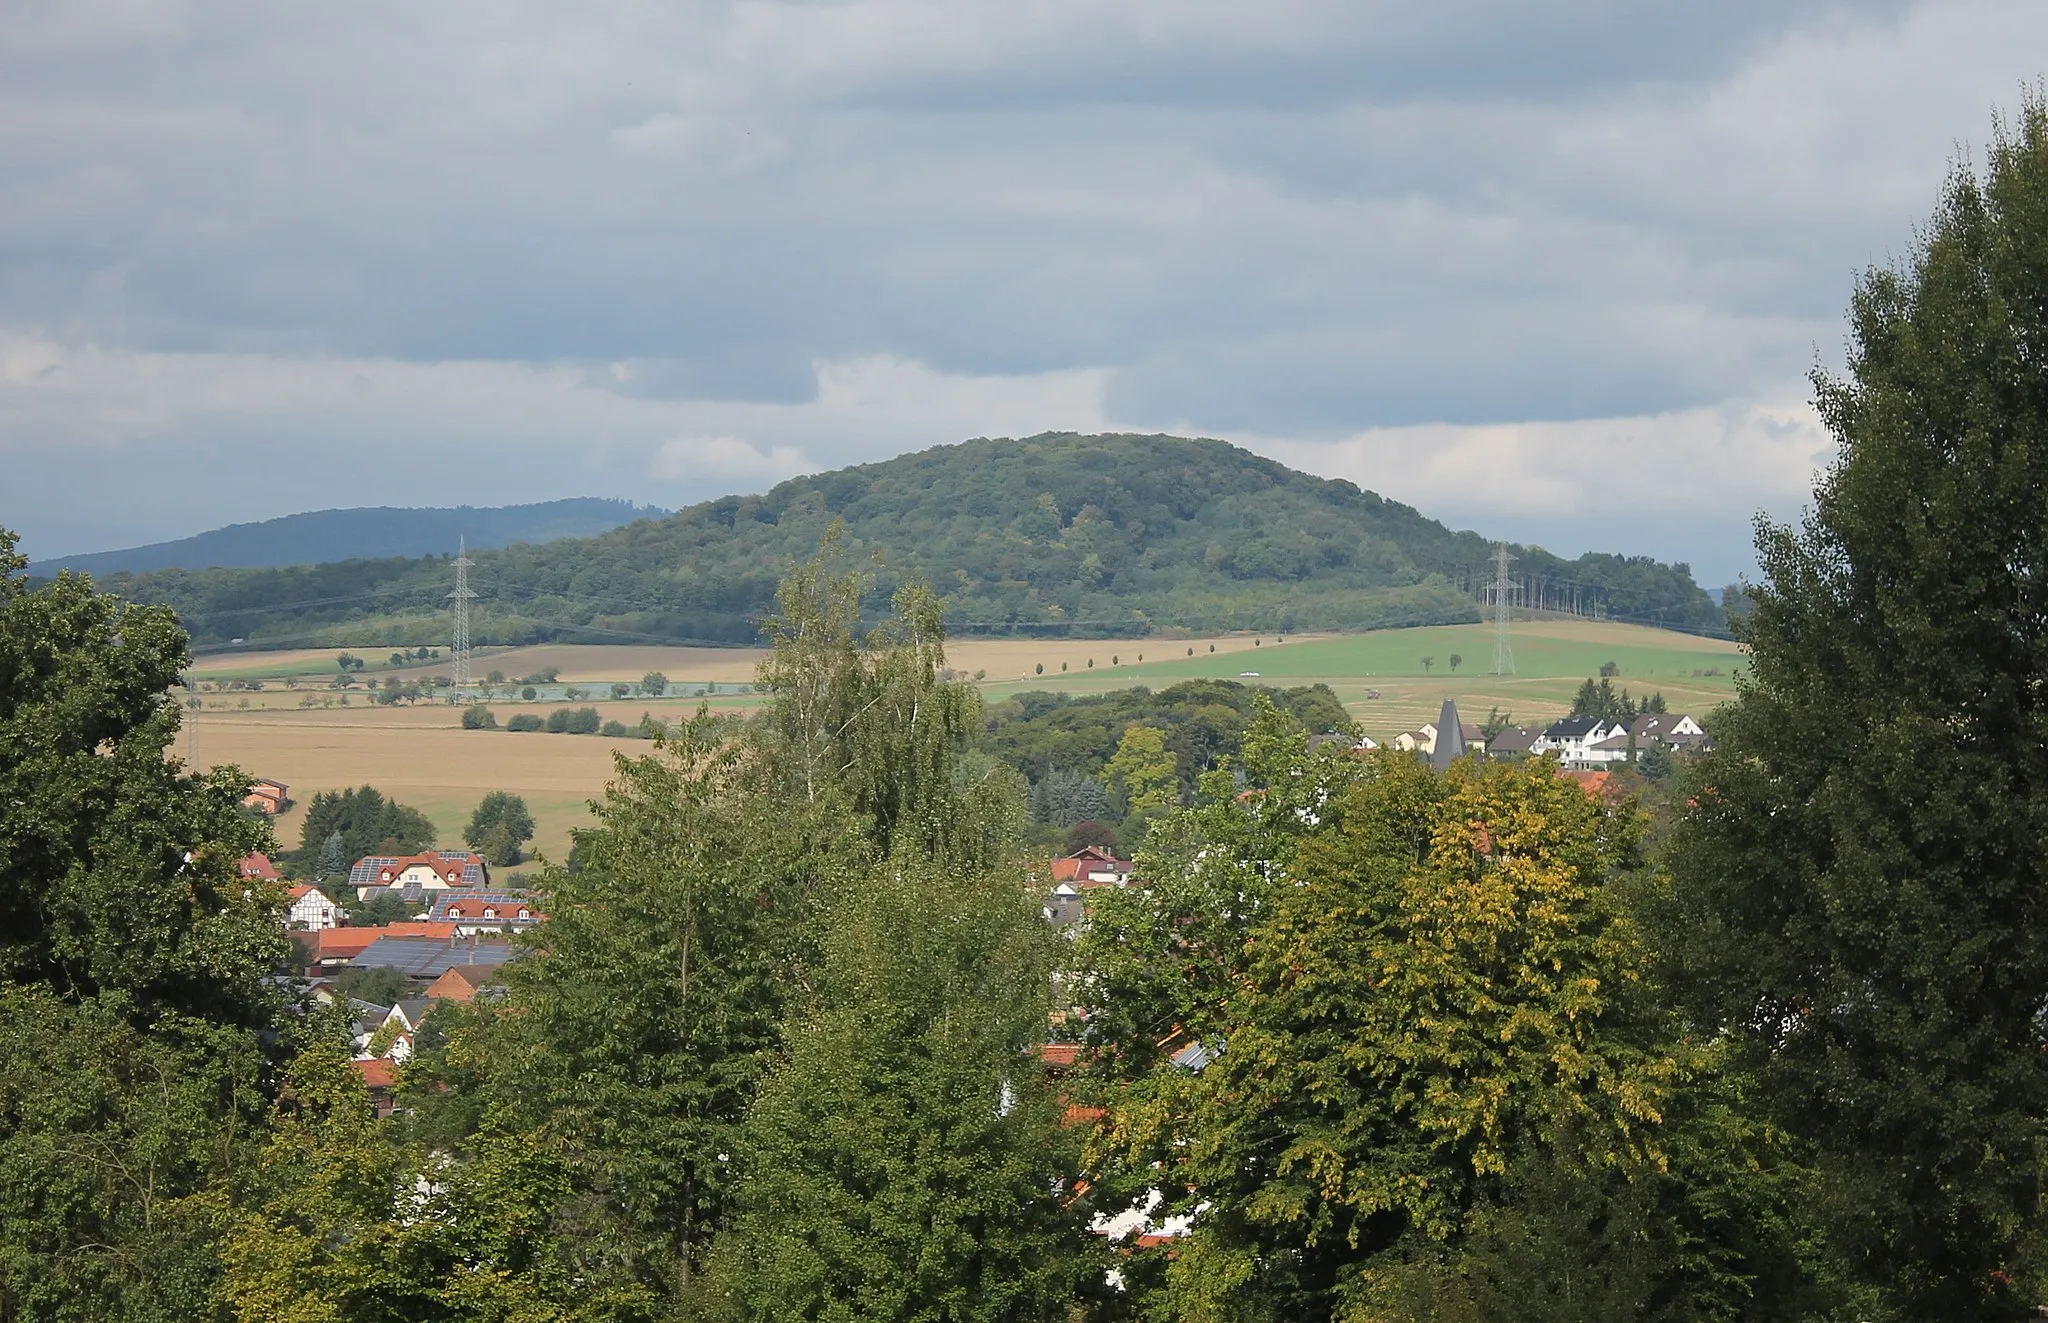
<box><xmin>980</xmin><ymin>618</ymin><xmax>1744</xmax><ymax>738</ymax></box>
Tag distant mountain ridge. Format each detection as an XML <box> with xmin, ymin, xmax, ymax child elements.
<box><xmin>30</xmin><ymin>498</ymin><xmax>667</xmax><ymax>577</ymax></box>
<box><xmin>90</xmin><ymin>434</ymin><xmax>1726</xmax><ymax>647</ymax></box>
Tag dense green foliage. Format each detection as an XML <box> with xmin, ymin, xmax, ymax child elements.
<box><xmin>1071</xmin><ymin>701</ymin><xmax>1822</xmax><ymax>1320</ymax></box>
<box><xmin>1570</xmin><ymin>677</ymin><xmax>1667</xmax><ymax>720</ymax></box>
<box><xmin>1664</xmin><ymin>101</ymin><xmax>2048</xmax><ymax>1319</ymax></box>
<box><xmin>465</xmin><ymin>791</ymin><xmax>536</xmax><ymax>866</ymax></box>
<box><xmin>93</xmin><ymin>435</ymin><xmax>1722</xmax><ymax>647</ymax></box>
<box><xmin>0</xmin><ymin>533</ymin><xmax>290</xmax><ymax>1317</ymax></box>
<box><xmin>286</xmin><ymin>785</ymin><xmax>437</xmax><ymax>875</ymax></box>
<box><xmin>986</xmin><ymin>678</ymin><xmax>1352</xmax><ymax>795</ymax></box>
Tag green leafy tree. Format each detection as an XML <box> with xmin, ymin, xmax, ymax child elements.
<box><xmin>1065</xmin><ymin>821</ymin><xmax>1119</xmax><ymax>854</ymax></box>
<box><xmin>460</xmin><ymin>703</ymin><xmax>497</xmax><ymax>729</ymax></box>
<box><xmin>758</xmin><ymin>527</ymin><xmax>991</xmax><ymax>863</ymax></box>
<box><xmin>216</xmin><ymin>1018</ymin><xmax>654</xmax><ymax>1322</ymax></box>
<box><xmin>334</xmin><ymin>965</ymin><xmax>408</xmax><ymax>1007</ymax></box>
<box><xmin>465</xmin><ymin>791</ymin><xmax>536</xmax><ymax>866</ymax></box>
<box><xmin>434</xmin><ymin>715</ymin><xmax>859</xmax><ymax>1299</ymax></box>
<box><xmin>1664</xmin><ymin>99</ymin><xmax>2048</xmax><ymax>1318</ymax></box>
<box><xmin>641</xmin><ymin>671</ymin><xmax>669</xmax><ymax>696</ymax></box>
<box><xmin>1448</xmin><ymin>652</ymin><xmax>1462</xmax><ymax>672</ymax></box>
<box><xmin>1153</xmin><ymin>757</ymin><xmax>1681</xmax><ymax>1316</ymax></box>
<box><xmin>1081</xmin><ymin>718</ymin><xmax>1808</xmax><ymax>1319</ymax></box>
<box><xmin>705</xmin><ymin>852</ymin><xmax>1092</xmax><ymax>1321</ymax></box>
<box><xmin>0</xmin><ymin>530</ymin><xmax>289</xmax><ymax>1313</ymax></box>
<box><xmin>1421</xmin><ymin>655</ymin><xmax>1434</xmax><ymax>673</ymax></box>
<box><xmin>1104</xmin><ymin>724</ymin><xmax>1177</xmax><ymax>818</ymax></box>
<box><xmin>292</xmin><ymin>785</ymin><xmax>435</xmax><ymax>873</ymax></box>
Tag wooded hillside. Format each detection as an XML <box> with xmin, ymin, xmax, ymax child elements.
<box><xmin>91</xmin><ymin>434</ymin><xmax>1724</xmax><ymax>646</ymax></box>
<box><xmin>30</xmin><ymin>498</ymin><xmax>663</xmax><ymax>578</ymax></box>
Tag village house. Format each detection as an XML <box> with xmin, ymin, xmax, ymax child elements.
<box><xmin>347</xmin><ymin>931</ymin><xmax>516</xmax><ymax>983</ymax></box>
<box><xmin>369</xmin><ymin>999</ymin><xmax>437</xmax><ymax>1063</ymax></box>
<box><xmin>238</xmin><ymin>851</ymin><xmax>282</xmax><ymax>881</ymax></box>
<box><xmin>1529</xmin><ymin>715</ymin><xmax>1629</xmax><ymax>765</ymax></box>
<box><xmin>348</xmin><ymin>850</ymin><xmax>491</xmax><ymax>901</ymax></box>
<box><xmin>1052</xmin><ymin>844</ymin><xmax>1135</xmax><ymax>887</ymax></box>
<box><xmin>1629</xmin><ymin>711</ymin><xmax>1711</xmax><ymax>751</ymax></box>
<box><xmin>423</xmin><ymin>963</ymin><xmax>503</xmax><ymax>1003</ymax></box>
<box><xmin>1483</xmin><ymin>725</ymin><xmax>1541</xmax><ymax>758</ymax></box>
<box><xmin>1307</xmin><ymin>732</ymin><xmax>1380</xmax><ymax>755</ymax></box>
<box><xmin>1392</xmin><ymin>713</ymin><xmax>1489</xmax><ymax>760</ymax></box>
<box><xmin>242</xmin><ymin>778</ymin><xmax>290</xmax><ymax>815</ymax></box>
<box><xmin>1536</xmin><ymin>712</ymin><xmax>1711</xmax><ymax>768</ymax></box>
<box><xmin>1044</xmin><ymin>845</ymin><xmax>1137</xmax><ymax>929</ymax></box>
<box><xmin>304</xmin><ymin>921</ymin><xmax>460</xmax><ymax>971</ymax></box>
<box><xmin>286</xmin><ymin>883</ymin><xmax>342</xmax><ymax>931</ymax></box>
<box><xmin>427</xmin><ymin>891</ymin><xmax>542</xmax><ymax>936</ymax></box>
<box><xmin>353</xmin><ymin>1058</ymin><xmax>399</xmax><ymax>1119</ymax></box>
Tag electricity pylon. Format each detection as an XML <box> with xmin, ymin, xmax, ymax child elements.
<box><xmin>449</xmin><ymin>538</ymin><xmax>476</xmax><ymax>691</ymax></box>
<box><xmin>1489</xmin><ymin>544</ymin><xmax>1516</xmax><ymax>676</ymax></box>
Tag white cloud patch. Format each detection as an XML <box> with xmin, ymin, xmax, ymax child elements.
<box><xmin>1256</xmin><ymin>397</ymin><xmax>1833</xmax><ymax>521</ymax></box>
<box><xmin>649</xmin><ymin>435</ymin><xmax>814</xmax><ymax>481</ymax></box>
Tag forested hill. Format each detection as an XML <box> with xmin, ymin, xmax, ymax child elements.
<box><xmin>28</xmin><ymin>498</ymin><xmax>665</xmax><ymax>577</ymax></box>
<box><xmin>93</xmin><ymin>434</ymin><xmax>1724</xmax><ymax>647</ymax></box>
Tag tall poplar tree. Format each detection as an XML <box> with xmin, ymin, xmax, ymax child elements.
<box><xmin>1666</xmin><ymin>99</ymin><xmax>2048</xmax><ymax>1318</ymax></box>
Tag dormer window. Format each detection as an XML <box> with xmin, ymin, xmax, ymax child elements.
<box><xmin>446</xmin><ymin>906</ymin><xmax>462</xmax><ymax>918</ymax></box>
<box><xmin>380</xmin><ymin>870</ymin><xmax>393</xmax><ymax>882</ymax></box>
<box><xmin>517</xmin><ymin>908</ymin><xmax>531</xmax><ymax>919</ymax></box>
<box><xmin>483</xmin><ymin>907</ymin><xmax>498</xmax><ymax>920</ymax></box>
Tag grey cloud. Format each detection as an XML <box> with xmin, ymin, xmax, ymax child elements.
<box><xmin>0</xmin><ymin>0</ymin><xmax>2037</xmax><ymax>575</ymax></box>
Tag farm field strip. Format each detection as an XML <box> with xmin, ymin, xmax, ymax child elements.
<box><xmin>185</xmin><ymin>620</ymin><xmax>1743</xmax><ymax>867</ymax></box>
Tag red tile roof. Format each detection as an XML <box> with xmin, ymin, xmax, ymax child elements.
<box><xmin>1557</xmin><ymin>769</ymin><xmax>1620</xmax><ymax>799</ymax></box>
<box><xmin>354</xmin><ymin>1058</ymin><xmax>398</xmax><ymax>1090</ymax></box>
<box><xmin>1040</xmin><ymin>1042</ymin><xmax>1081</xmax><ymax>1068</ymax></box>
<box><xmin>1051</xmin><ymin>846</ymin><xmax>1135</xmax><ymax>882</ymax></box>
<box><xmin>238</xmin><ymin>852</ymin><xmax>282</xmax><ymax>880</ymax></box>
<box><xmin>312</xmin><ymin>922</ymin><xmax>458</xmax><ymax>963</ymax></box>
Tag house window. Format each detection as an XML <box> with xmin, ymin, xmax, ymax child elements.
<box><xmin>446</xmin><ymin>907</ymin><xmax>462</xmax><ymax>918</ymax></box>
<box><xmin>517</xmin><ymin>908</ymin><xmax>531</xmax><ymax>919</ymax></box>
<box><xmin>483</xmin><ymin>907</ymin><xmax>498</xmax><ymax>920</ymax></box>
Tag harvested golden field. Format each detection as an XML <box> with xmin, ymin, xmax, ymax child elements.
<box><xmin>188</xmin><ymin>635</ymin><xmax>1289</xmax><ymax>686</ymax></box>
<box><xmin>183</xmin><ymin>704</ymin><xmax>678</xmax><ymax>869</ymax></box>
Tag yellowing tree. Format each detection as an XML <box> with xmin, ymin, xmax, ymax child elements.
<box><xmin>1104</xmin><ymin>724</ymin><xmax>1177</xmax><ymax>817</ymax></box>
<box><xmin>1094</xmin><ymin>751</ymin><xmax>1699</xmax><ymax>1320</ymax></box>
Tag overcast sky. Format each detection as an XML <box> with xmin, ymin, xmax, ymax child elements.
<box><xmin>2</xmin><ymin>0</ymin><xmax>2040</xmax><ymax>584</ymax></box>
